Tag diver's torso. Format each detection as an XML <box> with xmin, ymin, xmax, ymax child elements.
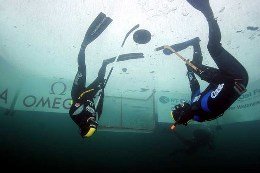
<box><xmin>191</xmin><ymin>82</ymin><xmax>239</xmax><ymax>121</ymax></box>
<box><xmin>69</xmin><ymin>89</ymin><xmax>97</xmax><ymax>126</ymax></box>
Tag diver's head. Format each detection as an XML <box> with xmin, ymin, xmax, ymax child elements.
<box><xmin>171</xmin><ymin>102</ymin><xmax>193</xmax><ymax>126</ymax></box>
<box><xmin>80</xmin><ymin>117</ymin><xmax>98</xmax><ymax>138</ymax></box>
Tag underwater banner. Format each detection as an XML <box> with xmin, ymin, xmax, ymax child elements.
<box><xmin>156</xmin><ymin>81</ymin><xmax>260</xmax><ymax>125</ymax></box>
<box><xmin>1</xmin><ymin>74</ymin><xmax>260</xmax><ymax>126</ymax></box>
<box><xmin>0</xmin><ymin>76</ymin><xmax>156</xmax><ymax>131</ymax></box>
<box><xmin>0</xmin><ymin>77</ymin><xmax>72</xmax><ymax>113</ymax></box>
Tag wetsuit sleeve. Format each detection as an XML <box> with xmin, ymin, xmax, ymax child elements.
<box><xmin>188</xmin><ymin>77</ymin><xmax>202</xmax><ymax>122</ymax></box>
<box><xmin>186</xmin><ymin>70</ymin><xmax>200</xmax><ymax>102</ymax></box>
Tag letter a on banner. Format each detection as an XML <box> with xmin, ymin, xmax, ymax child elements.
<box><xmin>0</xmin><ymin>89</ymin><xmax>8</xmax><ymax>104</ymax></box>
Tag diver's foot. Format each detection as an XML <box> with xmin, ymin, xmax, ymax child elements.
<box><xmin>187</xmin><ymin>0</ymin><xmax>214</xmax><ymax>18</ymax></box>
<box><xmin>163</xmin><ymin>37</ymin><xmax>201</xmax><ymax>55</ymax></box>
<box><xmin>190</xmin><ymin>37</ymin><xmax>201</xmax><ymax>46</ymax></box>
<box><xmin>81</xmin><ymin>38</ymin><xmax>90</xmax><ymax>49</ymax></box>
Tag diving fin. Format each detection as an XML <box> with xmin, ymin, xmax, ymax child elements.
<box><xmin>156</xmin><ymin>37</ymin><xmax>201</xmax><ymax>55</ymax></box>
<box><xmin>117</xmin><ymin>53</ymin><xmax>144</xmax><ymax>61</ymax></box>
<box><xmin>81</xmin><ymin>12</ymin><xmax>113</xmax><ymax>47</ymax></box>
<box><xmin>186</xmin><ymin>0</ymin><xmax>213</xmax><ymax>18</ymax></box>
<box><xmin>103</xmin><ymin>53</ymin><xmax>144</xmax><ymax>64</ymax></box>
<box><xmin>112</xmin><ymin>53</ymin><xmax>144</xmax><ymax>62</ymax></box>
<box><xmin>186</xmin><ymin>0</ymin><xmax>210</xmax><ymax>11</ymax></box>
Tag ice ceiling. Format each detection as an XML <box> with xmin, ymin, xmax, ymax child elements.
<box><xmin>0</xmin><ymin>0</ymin><xmax>260</xmax><ymax>124</ymax></box>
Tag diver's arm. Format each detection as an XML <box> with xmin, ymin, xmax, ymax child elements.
<box><xmin>86</xmin><ymin>58</ymin><xmax>112</xmax><ymax>91</ymax></box>
<box><xmin>186</xmin><ymin>68</ymin><xmax>200</xmax><ymax>99</ymax></box>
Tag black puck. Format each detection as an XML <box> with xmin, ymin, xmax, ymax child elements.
<box><xmin>133</xmin><ymin>29</ymin><xmax>151</xmax><ymax>44</ymax></box>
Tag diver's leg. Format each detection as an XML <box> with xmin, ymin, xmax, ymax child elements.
<box><xmin>191</xmin><ymin>38</ymin><xmax>203</xmax><ymax>66</ymax></box>
<box><xmin>187</xmin><ymin>0</ymin><xmax>221</xmax><ymax>55</ymax></box>
<box><xmin>98</xmin><ymin>57</ymin><xmax>116</xmax><ymax>77</ymax></box>
<box><xmin>71</xmin><ymin>10</ymin><xmax>113</xmax><ymax>99</ymax></box>
<box><xmin>206</xmin><ymin>9</ymin><xmax>248</xmax><ymax>86</ymax></box>
<box><xmin>187</xmin><ymin>0</ymin><xmax>248</xmax><ymax>86</ymax></box>
<box><xmin>71</xmin><ymin>48</ymin><xmax>87</xmax><ymax>101</ymax></box>
<box><xmin>86</xmin><ymin>57</ymin><xmax>115</xmax><ymax>91</ymax></box>
<box><xmin>163</xmin><ymin>37</ymin><xmax>201</xmax><ymax>55</ymax></box>
<box><xmin>86</xmin><ymin>58</ymin><xmax>115</xmax><ymax>120</ymax></box>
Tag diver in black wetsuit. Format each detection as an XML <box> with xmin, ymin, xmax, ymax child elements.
<box><xmin>69</xmin><ymin>13</ymin><xmax>145</xmax><ymax>138</ymax></box>
<box><xmin>159</xmin><ymin>0</ymin><xmax>249</xmax><ymax>127</ymax></box>
<box><xmin>69</xmin><ymin>12</ymin><xmax>114</xmax><ymax>138</ymax></box>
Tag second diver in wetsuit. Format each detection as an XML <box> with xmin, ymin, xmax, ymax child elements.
<box><xmin>158</xmin><ymin>0</ymin><xmax>248</xmax><ymax>127</ymax></box>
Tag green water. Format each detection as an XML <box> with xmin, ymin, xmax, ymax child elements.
<box><xmin>1</xmin><ymin>110</ymin><xmax>260</xmax><ymax>172</ymax></box>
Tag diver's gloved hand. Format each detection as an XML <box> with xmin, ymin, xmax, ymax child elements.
<box><xmin>79</xmin><ymin>116</ymin><xmax>99</xmax><ymax>138</ymax></box>
<box><xmin>87</xmin><ymin>117</ymin><xmax>99</xmax><ymax>128</ymax></box>
<box><xmin>186</xmin><ymin>63</ymin><xmax>195</xmax><ymax>73</ymax></box>
<box><xmin>171</xmin><ymin>102</ymin><xmax>193</xmax><ymax>126</ymax></box>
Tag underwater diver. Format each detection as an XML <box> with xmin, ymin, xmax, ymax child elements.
<box><xmin>69</xmin><ymin>12</ymin><xmax>114</xmax><ymax>138</ymax></box>
<box><xmin>156</xmin><ymin>0</ymin><xmax>248</xmax><ymax>128</ymax></box>
<box><xmin>70</xmin><ymin>13</ymin><xmax>145</xmax><ymax>138</ymax></box>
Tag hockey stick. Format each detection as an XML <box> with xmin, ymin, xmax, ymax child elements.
<box><xmin>95</xmin><ymin>24</ymin><xmax>139</xmax><ymax>110</ymax></box>
<box><xmin>104</xmin><ymin>24</ymin><xmax>139</xmax><ymax>80</ymax></box>
<box><xmin>113</xmin><ymin>24</ymin><xmax>140</xmax><ymax>65</ymax></box>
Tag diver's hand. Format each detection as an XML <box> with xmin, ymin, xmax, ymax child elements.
<box><xmin>172</xmin><ymin>102</ymin><xmax>193</xmax><ymax>126</ymax></box>
<box><xmin>87</xmin><ymin>117</ymin><xmax>98</xmax><ymax>125</ymax></box>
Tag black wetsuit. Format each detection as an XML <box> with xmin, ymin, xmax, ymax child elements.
<box><xmin>185</xmin><ymin>18</ymin><xmax>248</xmax><ymax>122</ymax></box>
<box><xmin>69</xmin><ymin>48</ymin><xmax>109</xmax><ymax>135</ymax></box>
<box><xmin>166</xmin><ymin>14</ymin><xmax>248</xmax><ymax>122</ymax></box>
<box><xmin>68</xmin><ymin>12</ymin><xmax>115</xmax><ymax>137</ymax></box>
